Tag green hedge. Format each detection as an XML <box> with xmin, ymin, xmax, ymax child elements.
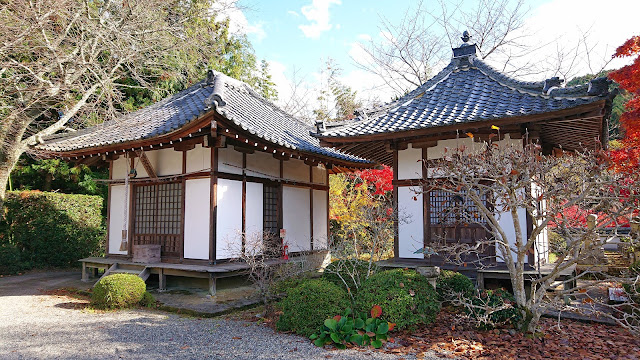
<box><xmin>276</xmin><ymin>279</ymin><xmax>350</xmax><ymax>337</ymax></box>
<box><xmin>355</xmin><ymin>269</ymin><xmax>440</xmax><ymax>330</ymax></box>
<box><xmin>0</xmin><ymin>191</ymin><xmax>105</xmax><ymax>274</ymax></box>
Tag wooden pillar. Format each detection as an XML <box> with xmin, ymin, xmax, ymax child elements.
<box><xmin>208</xmin><ymin>273</ymin><xmax>217</xmax><ymax>296</ymax></box>
<box><xmin>242</xmin><ymin>153</ymin><xmax>247</xmax><ymax>254</ymax></box>
<box><xmin>210</xmin><ymin>147</ymin><xmax>218</xmax><ymax>264</ymax></box>
<box><xmin>180</xmin><ymin>151</ymin><xmax>187</xmax><ymax>262</ymax></box>
<box><xmin>393</xmin><ymin>149</ymin><xmax>399</xmax><ymax>259</ymax></box>
<box><xmin>81</xmin><ymin>262</ymin><xmax>89</xmax><ymax>282</ymax></box>
<box><xmin>422</xmin><ymin>147</ymin><xmax>429</xmax><ymax>259</ymax></box>
<box><xmin>106</xmin><ymin>160</ymin><xmax>113</xmax><ymax>255</ymax></box>
<box><xmin>309</xmin><ymin>165</ymin><xmax>314</xmax><ymax>250</ymax></box>
<box><xmin>158</xmin><ymin>268</ymin><xmax>166</xmax><ymax>291</ymax></box>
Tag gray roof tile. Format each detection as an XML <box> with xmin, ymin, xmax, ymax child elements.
<box><xmin>318</xmin><ymin>56</ymin><xmax>608</xmax><ymax>139</ymax></box>
<box><xmin>38</xmin><ymin>72</ymin><xmax>367</xmax><ymax>164</ymax></box>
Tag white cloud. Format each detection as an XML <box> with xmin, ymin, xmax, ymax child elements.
<box><xmin>213</xmin><ymin>0</ymin><xmax>267</xmax><ymax>42</ymax></box>
<box><xmin>287</xmin><ymin>10</ymin><xmax>300</xmax><ymax>17</ymax></box>
<box><xmin>298</xmin><ymin>0</ymin><xmax>342</xmax><ymax>39</ymax></box>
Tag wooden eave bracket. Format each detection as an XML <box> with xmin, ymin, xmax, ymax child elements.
<box><xmin>136</xmin><ymin>150</ymin><xmax>157</xmax><ymax>179</ymax></box>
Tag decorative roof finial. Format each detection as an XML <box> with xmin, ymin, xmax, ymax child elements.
<box><xmin>461</xmin><ymin>31</ymin><xmax>471</xmax><ymax>43</ymax></box>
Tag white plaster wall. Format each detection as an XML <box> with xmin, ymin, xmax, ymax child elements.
<box><xmin>398</xmin><ymin>145</ymin><xmax>422</xmax><ymax>180</ymax></box>
<box><xmin>155</xmin><ymin>148</ymin><xmax>182</xmax><ymax>176</ymax></box>
<box><xmin>398</xmin><ymin>187</ymin><xmax>423</xmax><ymax>258</ymax></box>
<box><xmin>425</xmin><ymin>135</ymin><xmax>522</xmax><ymax>161</ymax></box>
<box><xmin>283</xmin><ymin>186</ymin><xmax>311</xmax><ymax>252</ymax></box>
<box><xmin>531</xmin><ymin>183</ymin><xmax>549</xmax><ymax>264</ymax></box>
<box><xmin>218</xmin><ymin>146</ymin><xmax>243</xmax><ymax>175</ymax></box>
<box><xmin>496</xmin><ymin>207</ymin><xmax>528</xmax><ymax>263</ymax></box>
<box><xmin>112</xmin><ymin>157</ymin><xmax>128</xmax><ymax>180</ymax></box>
<box><xmin>108</xmin><ymin>185</ymin><xmax>128</xmax><ymax>255</ymax></box>
<box><xmin>216</xmin><ymin>179</ymin><xmax>243</xmax><ymax>259</ymax></box>
<box><xmin>184</xmin><ymin>178</ymin><xmax>210</xmax><ymax>260</ymax></box>
<box><xmin>284</xmin><ymin>158</ymin><xmax>309</xmax><ymax>182</ymax></box>
<box><xmin>245</xmin><ymin>182</ymin><xmax>264</xmax><ymax>254</ymax></box>
<box><xmin>246</xmin><ymin>151</ymin><xmax>280</xmax><ymax>178</ymax></box>
<box><xmin>186</xmin><ymin>144</ymin><xmax>211</xmax><ymax>173</ymax></box>
<box><xmin>312</xmin><ymin>166</ymin><xmax>327</xmax><ymax>185</ymax></box>
<box><xmin>313</xmin><ymin>190</ymin><xmax>328</xmax><ymax>250</ymax></box>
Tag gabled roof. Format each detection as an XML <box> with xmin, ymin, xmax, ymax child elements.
<box><xmin>316</xmin><ymin>47</ymin><xmax>611</xmax><ymax>140</ymax></box>
<box><xmin>37</xmin><ymin>71</ymin><xmax>368</xmax><ymax>165</ymax></box>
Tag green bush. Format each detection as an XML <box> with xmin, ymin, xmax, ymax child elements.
<box><xmin>436</xmin><ymin>270</ymin><xmax>475</xmax><ymax>302</ymax></box>
<box><xmin>630</xmin><ymin>261</ymin><xmax>640</xmax><ymax>275</ymax></box>
<box><xmin>355</xmin><ymin>269</ymin><xmax>440</xmax><ymax>330</ymax></box>
<box><xmin>322</xmin><ymin>259</ymin><xmax>379</xmax><ymax>294</ymax></box>
<box><xmin>276</xmin><ymin>279</ymin><xmax>350</xmax><ymax>337</ymax></box>
<box><xmin>467</xmin><ymin>288</ymin><xmax>522</xmax><ymax>330</ymax></box>
<box><xmin>91</xmin><ymin>274</ymin><xmax>147</xmax><ymax>309</ymax></box>
<box><xmin>139</xmin><ymin>291</ymin><xmax>156</xmax><ymax>307</ymax></box>
<box><xmin>0</xmin><ymin>191</ymin><xmax>105</xmax><ymax>274</ymax></box>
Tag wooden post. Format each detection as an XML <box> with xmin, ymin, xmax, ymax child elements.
<box><xmin>309</xmin><ymin>165</ymin><xmax>314</xmax><ymax>250</ymax></box>
<box><xmin>393</xmin><ymin>149</ymin><xmax>399</xmax><ymax>259</ymax></box>
<box><xmin>158</xmin><ymin>268</ymin><xmax>166</xmax><ymax>291</ymax></box>
<box><xmin>208</xmin><ymin>273</ymin><xmax>217</xmax><ymax>296</ymax></box>
<box><xmin>81</xmin><ymin>262</ymin><xmax>89</xmax><ymax>282</ymax></box>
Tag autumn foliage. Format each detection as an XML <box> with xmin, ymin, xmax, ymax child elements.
<box><xmin>609</xmin><ymin>36</ymin><xmax>640</xmax><ymax>172</ymax></box>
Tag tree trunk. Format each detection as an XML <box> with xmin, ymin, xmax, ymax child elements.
<box><xmin>0</xmin><ymin>142</ymin><xmax>24</xmax><ymax>211</ymax></box>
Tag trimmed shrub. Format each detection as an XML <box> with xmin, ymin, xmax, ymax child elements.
<box><xmin>276</xmin><ymin>279</ymin><xmax>350</xmax><ymax>337</ymax></box>
<box><xmin>467</xmin><ymin>288</ymin><xmax>522</xmax><ymax>330</ymax></box>
<box><xmin>322</xmin><ymin>259</ymin><xmax>379</xmax><ymax>294</ymax></box>
<box><xmin>91</xmin><ymin>274</ymin><xmax>146</xmax><ymax>309</ymax></box>
<box><xmin>0</xmin><ymin>191</ymin><xmax>105</xmax><ymax>274</ymax></box>
<box><xmin>139</xmin><ymin>291</ymin><xmax>156</xmax><ymax>308</ymax></box>
<box><xmin>436</xmin><ymin>270</ymin><xmax>475</xmax><ymax>302</ymax></box>
<box><xmin>355</xmin><ymin>269</ymin><xmax>440</xmax><ymax>330</ymax></box>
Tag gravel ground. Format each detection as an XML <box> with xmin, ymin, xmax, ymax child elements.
<box><xmin>0</xmin><ymin>271</ymin><xmax>440</xmax><ymax>360</ymax></box>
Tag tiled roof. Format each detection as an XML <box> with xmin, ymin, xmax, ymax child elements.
<box><xmin>317</xmin><ymin>55</ymin><xmax>609</xmax><ymax>139</ymax></box>
<box><xmin>37</xmin><ymin>72</ymin><xmax>367</xmax><ymax>164</ymax></box>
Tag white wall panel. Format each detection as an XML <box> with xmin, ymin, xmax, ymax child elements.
<box><xmin>216</xmin><ymin>179</ymin><xmax>243</xmax><ymax>259</ymax></box>
<box><xmin>218</xmin><ymin>146</ymin><xmax>243</xmax><ymax>175</ymax></box>
<box><xmin>112</xmin><ymin>157</ymin><xmax>128</xmax><ymax>180</ymax></box>
<box><xmin>398</xmin><ymin>187</ymin><xmax>423</xmax><ymax>258</ymax></box>
<box><xmin>245</xmin><ymin>182</ymin><xmax>264</xmax><ymax>254</ymax></box>
<box><xmin>312</xmin><ymin>166</ymin><xmax>327</xmax><ymax>184</ymax></box>
<box><xmin>184</xmin><ymin>178</ymin><xmax>210</xmax><ymax>260</ymax></box>
<box><xmin>246</xmin><ymin>151</ymin><xmax>279</xmax><ymax>178</ymax></box>
<box><xmin>398</xmin><ymin>145</ymin><xmax>422</xmax><ymax>180</ymax></box>
<box><xmin>313</xmin><ymin>190</ymin><xmax>328</xmax><ymax>250</ymax></box>
<box><xmin>283</xmin><ymin>186</ymin><xmax>311</xmax><ymax>252</ymax></box>
<box><xmin>155</xmin><ymin>148</ymin><xmax>182</xmax><ymax>176</ymax></box>
<box><xmin>496</xmin><ymin>207</ymin><xmax>528</xmax><ymax>263</ymax></box>
<box><xmin>186</xmin><ymin>144</ymin><xmax>211</xmax><ymax>173</ymax></box>
<box><xmin>283</xmin><ymin>158</ymin><xmax>309</xmax><ymax>182</ymax></box>
<box><xmin>108</xmin><ymin>185</ymin><xmax>128</xmax><ymax>255</ymax></box>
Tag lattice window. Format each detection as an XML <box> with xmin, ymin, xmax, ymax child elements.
<box><xmin>263</xmin><ymin>184</ymin><xmax>279</xmax><ymax>236</ymax></box>
<box><xmin>133</xmin><ymin>182</ymin><xmax>183</xmax><ymax>255</ymax></box>
<box><xmin>429</xmin><ymin>189</ymin><xmax>488</xmax><ymax>225</ymax></box>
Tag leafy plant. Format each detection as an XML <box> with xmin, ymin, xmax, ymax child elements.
<box><xmin>466</xmin><ymin>288</ymin><xmax>523</xmax><ymax>330</ymax></box>
<box><xmin>322</xmin><ymin>259</ymin><xmax>379</xmax><ymax>295</ymax></box>
<box><xmin>0</xmin><ymin>191</ymin><xmax>105</xmax><ymax>274</ymax></box>
<box><xmin>276</xmin><ymin>279</ymin><xmax>350</xmax><ymax>337</ymax></box>
<box><xmin>310</xmin><ymin>306</ymin><xmax>395</xmax><ymax>349</ymax></box>
<box><xmin>355</xmin><ymin>269</ymin><xmax>440</xmax><ymax>330</ymax></box>
<box><xmin>436</xmin><ymin>270</ymin><xmax>475</xmax><ymax>303</ymax></box>
<box><xmin>91</xmin><ymin>274</ymin><xmax>147</xmax><ymax>309</ymax></box>
<box><xmin>139</xmin><ymin>291</ymin><xmax>156</xmax><ymax>308</ymax></box>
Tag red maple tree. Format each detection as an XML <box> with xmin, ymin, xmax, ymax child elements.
<box><xmin>609</xmin><ymin>35</ymin><xmax>640</xmax><ymax>172</ymax></box>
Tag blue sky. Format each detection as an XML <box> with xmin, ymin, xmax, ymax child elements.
<box><xmin>226</xmin><ymin>0</ymin><xmax>639</xmax><ymax>108</ymax></box>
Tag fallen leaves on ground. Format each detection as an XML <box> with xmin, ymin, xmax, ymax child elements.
<box><xmin>383</xmin><ymin>309</ymin><xmax>639</xmax><ymax>360</ymax></box>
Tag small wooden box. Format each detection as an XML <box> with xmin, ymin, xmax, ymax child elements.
<box><xmin>133</xmin><ymin>244</ymin><xmax>161</xmax><ymax>263</ymax></box>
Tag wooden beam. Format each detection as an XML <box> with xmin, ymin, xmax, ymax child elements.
<box><xmin>136</xmin><ymin>150</ymin><xmax>157</xmax><ymax>179</ymax></box>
